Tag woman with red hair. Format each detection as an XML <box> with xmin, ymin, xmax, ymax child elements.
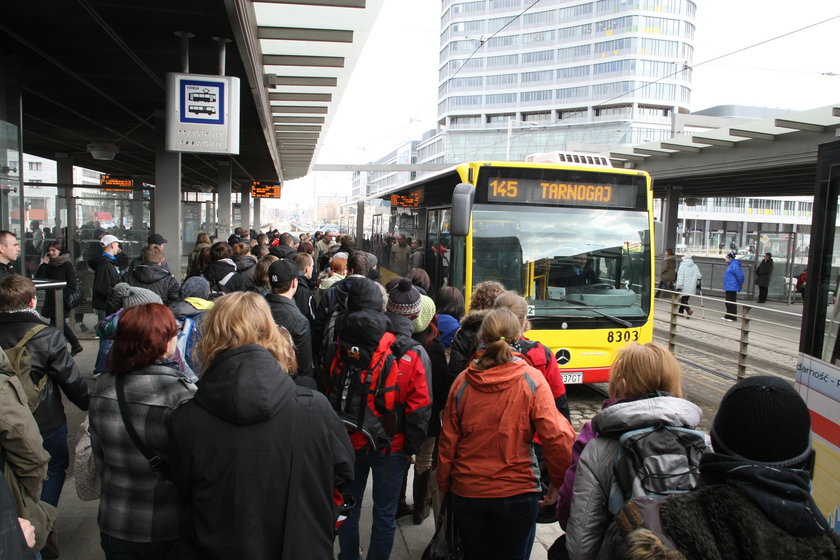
<box><xmin>89</xmin><ymin>303</ymin><xmax>196</xmax><ymax>559</ymax></box>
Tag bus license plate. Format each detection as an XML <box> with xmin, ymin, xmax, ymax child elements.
<box><xmin>562</xmin><ymin>372</ymin><xmax>583</xmax><ymax>384</ymax></box>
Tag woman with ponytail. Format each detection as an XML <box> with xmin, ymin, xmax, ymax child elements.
<box><xmin>437</xmin><ymin>308</ymin><xmax>575</xmax><ymax>560</ymax></box>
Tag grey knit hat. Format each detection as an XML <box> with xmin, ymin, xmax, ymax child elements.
<box><xmin>113</xmin><ymin>282</ymin><xmax>163</xmax><ymax>309</ymax></box>
<box><xmin>181</xmin><ymin>276</ymin><xmax>210</xmax><ymax>299</ymax></box>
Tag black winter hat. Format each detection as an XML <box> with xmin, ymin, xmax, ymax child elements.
<box><xmin>711</xmin><ymin>375</ymin><xmax>811</xmax><ymax>465</ymax></box>
<box><xmin>387</xmin><ymin>278</ymin><xmax>421</xmax><ymax>317</ymax></box>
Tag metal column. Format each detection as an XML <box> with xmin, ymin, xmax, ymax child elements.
<box><xmin>55</xmin><ymin>154</ymin><xmax>75</xmax><ymax>259</ymax></box>
<box><xmin>253</xmin><ymin>197</ymin><xmax>261</xmax><ymax>231</ymax></box>
<box><xmin>662</xmin><ymin>186</ymin><xmax>680</xmax><ymax>253</ymax></box>
<box><xmin>217</xmin><ymin>162</ymin><xmax>232</xmax><ymax>239</ymax></box>
<box><xmin>240</xmin><ymin>185</ymin><xmax>251</xmax><ymax>235</ymax></box>
<box><xmin>155</xmin><ymin>112</ymin><xmax>183</xmax><ymax>278</ymax></box>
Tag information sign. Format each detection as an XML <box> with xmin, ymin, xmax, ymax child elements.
<box><xmin>251</xmin><ymin>181</ymin><xmax>282</xmax><ymax>199</ymax></box>
<box><xmin>166</xmin><ymin>73</ymin><xmax>240</xmax><ymax>155</ymax></box>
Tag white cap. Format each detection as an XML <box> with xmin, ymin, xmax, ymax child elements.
<box><xmin>100</xmin><ymin>234</ymin><xmax>122</xmax><ymax>246</ymax></box>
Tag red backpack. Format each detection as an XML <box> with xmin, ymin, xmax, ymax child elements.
<box><xmin>327</xmin><ymin>309</ymin><xmax>404</xmax><ymax>452</ymax></box>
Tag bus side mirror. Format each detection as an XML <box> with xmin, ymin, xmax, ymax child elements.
<box><xmin>653</xmin><ymin>219</ymin><xmax>664</xmax><ymax>256</ymax></box>
<box><xmin>451</xmin><ymin>183</ymin><xmax>474</xmax><ymax>237</ymax></box>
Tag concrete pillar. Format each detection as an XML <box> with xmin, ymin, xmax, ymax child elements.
<box><xmin>205</xmin><ymin>196</ymin><xmax>215</xmax><ymax>236</ymax></box>
<box><xmin>155</xmin><ymin>113</ymin><xmax>183</xmax><ymax>279</ymax></box>
<box><xmin>240</xmin><ymin>185</ymin><xmax>251</xmax><ymax>235</ymax></box>
<box><xmin>217</xmin><ymin>162</ymin><xmax>232</xmax><ymax>239</ymax></box>
<box><xmin>253</xmin><ymin>197</ymin><xmax>261</xmax><ymax>231</ymax></box>
<box><xmin>662</xmin><ymin>186</ymin><xmax>679</xmax><ymax>254</ymax></box>
<box><xmin>55</xmin><ymin>154</ymin><xmax>75</xmax><ymax>258</ymax></box>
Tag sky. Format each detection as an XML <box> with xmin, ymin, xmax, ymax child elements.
<box><xmin>273</xmin><ymin>0</ymin><xmax>840</xmax><ymax>214</ymax></box>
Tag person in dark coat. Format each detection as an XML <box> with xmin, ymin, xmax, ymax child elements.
<box><xmin>293</xmin><ymin>252</ymin><xmax>316</xmax><ymax>324</ymax></box>
<box><xmin>123</xmin><ymin>245</ymin><xmax>180</xmax><ymax>305</ymax></box>
<box><xmin>35</xmin><ymin>240</ymin><xmax>83</xmax><ymax>356</ymax></box>
<box><xmin>755</xmin><ymin>252</ymin><xmax>774</xmax><ymax>303</ymax></box>
<box><xmin>265</xmin><ymin>259</ymin><xmax>314</xmax><ymax>378</ymax></box>
<box><xmin>203</xmin><ymin>242</ymin><xmax>245</xmax><ymax>294</ymax></box>
<box><xmin>89</xmin><ymin>234</ymin><xmax>122</xmax><ymax>321</ymax></box>
<box><xmin>448</xmin><ymin>280</ymin><xmax>506</xmax><ymax>378</ymax></box>
<box><xmin>231</xmin><ymin>242</ymin><xmax>257</xmax><ymax>289</ymax></box>
<box><xmin>0</xmin><ymin>275</ymin><xmax>90</xmax><ymax>510</ymax></box>
<box><xmin>269</xmin><ymin>232</ymin><xmax>297</xmax><ymax>260</ymax></box>
<box><xmin>168</xmin><ymin>292</ymin><xmax>354</xmax><ymax>560</ymax></box>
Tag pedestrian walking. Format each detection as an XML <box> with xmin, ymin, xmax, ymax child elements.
<box><xmin>674</xmin><ymin>254</ymin><xmax>702</xmax><ymax>317</ymax></box>
<box><xmin>722</xmin><ymin>252</ymin><xmax>744</xmax><ymax>321</ymax></box>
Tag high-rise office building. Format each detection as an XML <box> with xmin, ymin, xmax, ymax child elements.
<box><xmin>416</xmin><ymin>0</ymin><xmax>696</xmax><ymax>165</ymax></box>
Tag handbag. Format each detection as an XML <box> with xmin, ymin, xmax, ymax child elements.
<box><xmin>74</xmin><ymin>415</ymin><xmax>101</xmax><ymax>501</ymax></box>
<box><xmin>421</xmin><ymin>493</ymin><xmax>463</xmax><ymax>560</ymax></box>
<box><xmin>66</xmin><ymin>272</ymin><xmax>85</xmax><ymax>309</ymax></box>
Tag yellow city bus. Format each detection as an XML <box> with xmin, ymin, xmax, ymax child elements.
<box><xmin>359</xmin><ymin>158</ymin><xmax>655</xmax><ymax>385</ymax></box>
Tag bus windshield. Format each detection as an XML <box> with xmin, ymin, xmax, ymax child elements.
<box><xmin>471</xmin><ymin>205</ymin><xmax>651</xmax><ymax>320</ymax></box>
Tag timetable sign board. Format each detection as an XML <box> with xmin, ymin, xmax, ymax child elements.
<box><xmin>251</xmin><ymin>181</ymin><xmax>282</xmax><ymax>199</ymax></box>
<box><xmin>100</xmin><ymin>174</ymin><xmax>134</xmax><ymax>188</ymax></box>
<box><xmin>166</xmin><ymin>72</ymin><xmax>240</xmax><ymax>155</ymax></box>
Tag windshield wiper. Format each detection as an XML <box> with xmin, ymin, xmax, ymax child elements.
<box><xmin>557</xmin><ymin>304</ymin><xmax>633</xmax><ymax>328</ymax></box>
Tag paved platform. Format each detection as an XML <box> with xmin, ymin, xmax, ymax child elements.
<box><xmin>54</xmin><ymin>337</ymin><xmax>566</xmax><ymax>559</ymax></box>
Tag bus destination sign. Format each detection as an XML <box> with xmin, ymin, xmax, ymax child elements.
<box><xmin>251</xmin><ymin>181</ymin><xmax>282</xmax><ymax>199</ymax></box>
<box><xmin>390</xmin><ymin>190</ymin><xmax>423</xmax><ymax>208</ymax></box>
<box><xmin>486</xmin><ymin>176</ymin><xmax>638</xmax><ymax>208</ymax></box>
<box><xmin>100</xmin><ymin>174</ymin><xmax>134</xmax><ymax>192</ymax></box>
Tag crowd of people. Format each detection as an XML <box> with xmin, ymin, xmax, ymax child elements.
<box><xmin>0</xmin><ymin>225</ymin><xmax>837</xmax><ymax>559</ymax></box>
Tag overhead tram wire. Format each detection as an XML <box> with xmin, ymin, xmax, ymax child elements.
<box><xmin>468</xmin><ymin>12</ymin><xmax>840</xmax><ymax>157</ymax></box>
<box><xmin>352</xmin><ymin>0</ymin><xmax>545</xmax><ymax>158</ymax></box>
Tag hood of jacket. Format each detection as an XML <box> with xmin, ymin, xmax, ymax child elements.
<box><xmin>232</xmin><ymin>254</ymin><xmax>256</xmax><ymax>273</ymax></box>
<box><xmin>460</xmin><ymin>308</ymin><xmax>490</xmax><ymax>331</ymax></box>
<box><xmin>195</xmin><ymin>344</ymin><xmax>295</xmax><ymax>425</ymax></box>
<box><xmin>131</xmin><ymin>263</ymin><xmax>171</xmax><ymax>284</ymax></box>
<box><xmin>593</xmin><ymin>394</ymin><xmax>703</xmax><ymax>435</ymax></box>
<box><xmin>464</xmin><ymin>357</ymin><xmax>532</xmax><ymax>393</ymax></box>
<box><xmin>681</xmin><ymin>256</ymin><xmax>696</xmax><ymax>267</ymax></box>
<box><xmin>204</xmin><ymin>259</ymin><xmax>236</xmax><ymax>282</ymax></box>
<box><xmin>386</xmin><ymin>311</ymin><xmax>415</xmax><ymax>338</ymax></box>
<box><xmin>346</xmin><ymin>276</ymin><xmax>382</xmax><ymax>312</ymax></box>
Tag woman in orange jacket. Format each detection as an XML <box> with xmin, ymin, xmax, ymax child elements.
<box><xmin>437</xmin><ymin>308</ymin><xmax>576</xmax><ymax>560</ymax></box>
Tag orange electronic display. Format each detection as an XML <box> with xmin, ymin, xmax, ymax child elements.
<box><xmin>390</xmin><ymin>190</ymin><xmax>423</xmax><ymax>208</ymax></box>
<box><xmin>485</xmin><ymin>176</ymin><xmax>638</xmax><ymax>208</ymax></box>
<box><xmin>251</xmin><ymin>181</ymin><xmax>282</xmax><ymax>199</ymax></box>
<box><xmin>99</xmin><ymin>174</ymin><xmax>134</xmax><ymax>191</ymax></box>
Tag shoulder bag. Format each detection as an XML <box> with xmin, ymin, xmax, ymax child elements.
<box><xmin>115</xmin><ymin>374</ymin><xmax>171</xmax><ymax>481</ymax></box>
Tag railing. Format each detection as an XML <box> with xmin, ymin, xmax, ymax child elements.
<box><xmin>654</xmin><ymin>289</ymin><xmax>801</xmax><ymax>383</ymax></box>
<box><xmin>33</xmin><ymin>279</ymin><xmax>67</xmax><ymax>326</ymax></box>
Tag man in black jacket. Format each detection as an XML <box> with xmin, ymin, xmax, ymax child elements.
<box><xmin>88</xmin><ymin>233</ymin><xmax>122</xmax><ymax>321</ymax></box>
<box><xmin>0</xmin><ymin>275</ymin><xmax>90</xmax><ymax>510</ymax></box>
<box><xmin>124</xmin><ymin>245</ymin><xmax>180</xmax><ymax>304</ymax></box>
<box><xmin>269</xmin><ymin>232</ymin><xmax>297</xmax><ymax>260</ymax></box>
<box><xmin>265</xmin><ymin>259</ymin><xmax>313</xmax><ymax>377</ymax></box>
<box><xmin>203</xmin><ymin>242</ymin><xmax>245</xmax><ymax>295</ymax></box>
<box><xmin>293</xmin><ymin>252</ymin><xmax>316</xmax><ymax>324</ymax></box>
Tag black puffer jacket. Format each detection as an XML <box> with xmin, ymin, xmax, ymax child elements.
<box><xmin>231</xmin><ymin>255</ymin><xmax>256</xmax><ymax>289</ymax></box>
<box><xmin>447</xmin><ymin>308</ymin><xmax>490</xmax><ymax>378</ymax></box>
<box><xmin>0</xmin><ymin>310</ymin><xmax>90</xmax><ymax>434</ymax></box>
<box><xmin>268</xmin><ymin>244</ymin><xmax>296</xmax><ymax>260</ymax></box>
<box><xmin>168</xmin><ymin>344</ymin><xmax>354</xmax><ymax>560</ymax></box>
<box><xmin>203</xmin><ymin>259</ymin><xmax>245</xmax><ymax>293</ymax></box>
<box><xmin>125</xmin><ymin>263</ymin><xmax>180</xmax><ymax>304</ymax></box>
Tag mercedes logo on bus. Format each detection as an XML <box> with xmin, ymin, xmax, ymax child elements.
<box><xmin>555</xmin><ymin>349</ymin><xmax>571</xmax><ymax>365</ymax></box>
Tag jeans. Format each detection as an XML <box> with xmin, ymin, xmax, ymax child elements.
<box><xmin>452</xmin><ymin>492</ymin><xmax>540</xmax><ymax>560</ymax></box>
<box><xmin>338</xmin><ymin>451</ymin><xmax>407</xmax><ymax>560</ymax></box>
<box><xmin>40</xmin><ymin>424</ymin><xmax>69</xmax><ymax>507</ymax></box>
<box><xmin>100</xmin><ymin>533</ymin><xmax>179</xmax><ymax>560</ymax></box>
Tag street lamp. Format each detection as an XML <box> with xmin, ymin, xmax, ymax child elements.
<box><xmin>506</xmin><ymin>117</ymin><xmax>539</xmax><ymax>161</ymax></box>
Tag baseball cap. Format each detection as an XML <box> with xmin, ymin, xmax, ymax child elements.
<box><xmin>100</xmin><ymin>234</ymin><xmax>122</xmax><ymax>246</ymax></box>
<box><xmin>268</xmin><ymin>259</ymin><xmax>299</xmax><ymax>287</ymax></box>
<box><xmin>147</xmin><ymin>233</ymin><xmax>168</xmax><ymax>245</ymax></box>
